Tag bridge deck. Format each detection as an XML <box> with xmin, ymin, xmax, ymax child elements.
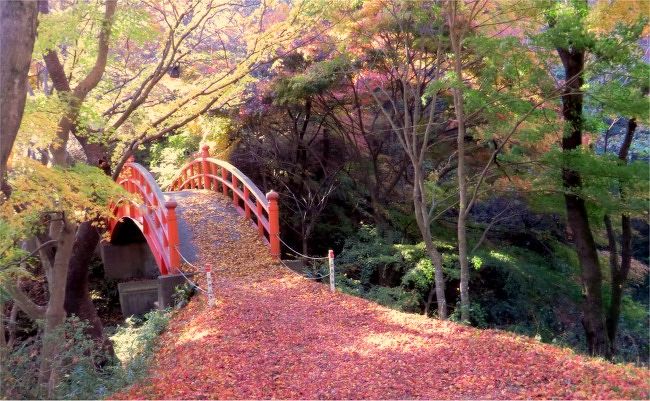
<box><xmin>164</xmin><ymin>190</ymin><xmax>244</xmax><ymax>267</ymax></box>
<box><xmin>113</xmin><ymin>190</ymin><xmax>649</xmax><ymax>400</ymax></box>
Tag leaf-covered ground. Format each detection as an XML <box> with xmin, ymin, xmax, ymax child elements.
<box><xmin>113</xmin><ymin>191</ymin><xmax>650</xmax><ymax>400</ymax></box>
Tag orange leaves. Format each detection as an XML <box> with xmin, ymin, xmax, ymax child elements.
<box><xmin>112</xmin><ymin>190</ymin><xmax>649</xmax><ymax>400</ymax></box>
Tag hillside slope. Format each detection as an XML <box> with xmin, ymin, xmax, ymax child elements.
<box><xmin>113</xmin><ymin>192</ymin><xmax>649</xmax><ymax>400</ymax></box>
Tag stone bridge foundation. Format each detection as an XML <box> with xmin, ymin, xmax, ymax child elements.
<box><xmin>102</xmin><ymin>220</ymin><xmax>191</xmax><ymax>317</ymax></box>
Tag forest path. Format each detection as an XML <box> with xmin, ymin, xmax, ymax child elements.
<box><xmin>114</xmin><ymin>191</ymin><xmax>649</xmax><ymax>400</ymax></box>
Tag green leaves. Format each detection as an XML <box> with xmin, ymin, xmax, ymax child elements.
<box><xmin>531</xmin><ymin>147</ymin><xmax>650</xmax><ymax>219</ymax></box>
<box><xmin>35</xmin><ymin>3</ymin><xmax>99</xmax><ymax>54</ymax></box>
<box><xmin>1</xmin><ymin>159</ymin><xmax>128</xmax><ymax>245</ymax></box>
<box><xmin>273</xmin><ymin>56</ymin><xmax>352</xmax><ymax>104</ymax></box>
<box><xmin>111</xmin><ymin>6</ymin><xmax>157</xmax><ymax>45</ymax></box>
<box><xmin>537</xmin><ymin>1</ymin><xmax>595</xmax><ymax>51</ymax></box>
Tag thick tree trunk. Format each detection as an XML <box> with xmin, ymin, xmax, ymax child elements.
<box><xmin>64</xmin><ymin>222</ymin><xmax>113</xmax><ymax>353</ymax></box>
<box><xmin>0</xmin><ymin>0</ymin><xmax>38</xmax><ymax>198</ymax></box>
<box><xmin>606</xmin><ymin>118</ymin><xmax>636</xmax><ymax>355</ymax></box>
<box><xmin>557</xmin><ymin>47</ymin><xmax>609</xmax><ymax>357</ymax></box>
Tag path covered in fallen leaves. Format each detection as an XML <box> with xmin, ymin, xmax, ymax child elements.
<box><xmin>114</xmin><ymin>191</ymin><xmax>649</xmax><ymax>400</ymax></box>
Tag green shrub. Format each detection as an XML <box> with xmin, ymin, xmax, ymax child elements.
<box><xmin>613</xmin><ymin>295</ymin><xmax>650</xmax><ymax>364</ymax></box>
<box><xmin>337</xmin><ymin>224</ymin><xmax>402</xmax><ymax>287</ymax></box>
<box><xmin>172</xmin><ymin>283</ymin><xmax>197</xmax><ymax>308</ymax></box>
<box><xmin>365</xmin><ymin>286</ymin><xmax>421</xmax><ymax>312</ymax></box>
<box><xmin>450</xmin><ymin>301</ymin><xmax>489</xmax><ymax>328</ymax></box>
<box><xmin>2</xmin><ymin>310</ymin><xmax>171</xmax><ymax>400</ymax></box>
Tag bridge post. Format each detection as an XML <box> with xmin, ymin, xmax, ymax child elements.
<box><xmin>256</xmin><ymin>201</ymin><xmax>264</xmax><ymax>237</ymax></box>
<box><xmin>266</xmin><ymin>190</ymin><xmax>280</xmax><ymax>259</ymax></box>
<box><xmin>244</xmin><ymin>187</ymin><xmax>251</xmax><ymax>219</ymax></box>
<box><xmin>232</xmin><ymin>176</ymin><xmax>239</xmax><ymax>207</ymax></box>
<box><xmin>210</xmin><ymin>162</ymin><xmax>218</xmax><ymax>191</ymax></box>
<box><xmin>221</xmin><ymin>167</ymin><xmax>228</xmax><ymax>196</ymax></box>
<box><xmin>201</xmin><ymin>145</ymin><xmax>210</xmax><ymax>190</ymax></box>
<box><xmin>165</xmin><ymin>198</ymin><xmax>180</xmax><ymax>274</ymax></box>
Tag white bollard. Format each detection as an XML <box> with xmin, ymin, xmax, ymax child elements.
<box><xmin>205</xmin><ymin>263</ymin><xmax>215</xmax><ymax>307</ymax></box>
<box><xmin>328</xmin><ymin>249</ymin><xmax>335</xmax><ymax>293</ymax></box>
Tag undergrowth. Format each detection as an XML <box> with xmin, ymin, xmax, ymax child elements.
<box><xmin>1</xmin><ymin>309</ymin><xmax>171</xmax><ymax>399</ymax></box>
<box><xmin>335</xmin><ymin>224</ymin><xmax>649</xmax><ymax>365</ymax></box>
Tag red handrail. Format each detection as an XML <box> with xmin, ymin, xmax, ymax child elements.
<box><xmin>110</xmin><ymin>156</ymin><xmax>180</xmax><ymax>275</ymax></box>
<box><xmin>168</xmin><ymin>146</ymin><xmax>280</xmax><ymax>258</ymax></box>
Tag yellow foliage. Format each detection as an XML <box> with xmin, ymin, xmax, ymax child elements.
<box><xmin>588</xmin><ymin>0</ymin><xmax>650</xmax><ymax>34</ymax></box>
<box><xmin>15</xmin><ymin>94</ymin><xmax>66</xmax><ymax>152</ymax></box>
<box><xmin>0</xmin><ymin>159</ymin><xmax>131</xmax><ymax>246</ymax></box>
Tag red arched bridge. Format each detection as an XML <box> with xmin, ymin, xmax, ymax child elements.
<box><xmin>106</xmin><ymin>146</ymin><xmax>280</xmax><ymax>314</ymax></box>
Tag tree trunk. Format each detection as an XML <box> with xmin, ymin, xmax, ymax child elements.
<box><xmin>41</xmin><ymin>0</ymin><xmax>117</xmax><ymax>165</ymax></box>
<box><xmin>557</xmin><ymin>46</ymin><xmax>609</xmax><ymax>357</ymax></box>
<box><xmin>413</xmin><ymin>169</ymin><xmax>447</xmax><ymax>319</ymax></box>
<box><xmin>64</xmin><ymin>222</ymin><xmax>113</xmax><ymax>355</ymax></box>
<box><xmin>0</xmin><ymin>0</ymin><xmax>38</xmax><ymax>198</ymax></box>
<box><xmin>606</xmin><ymin>118</ymin><xmax>637</xmax><ymax>355</ymax></box>
<box><xmin>448</xmin><ymin>5</ymin><xmax>470</xmax><ymax>323</ymax></box>
<box><xmin>38</xmin><ymin>218</ymin><xmax>77</xmax><ymax>398</ymax></box>
<box><xmin>424</xmin><ymin>237</ymin><xmax>447</xmax><ymax>319</ymax></box>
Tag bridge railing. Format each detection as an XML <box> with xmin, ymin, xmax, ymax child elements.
<box><xmin>167</xmin><ymin>145</ymin><xmax>280</xmax><ymax>258</ymax></box>
<box><xmin>111</xmin><ymin>156</ymin><xmax>180</xmax><ymax>275</ymax></box>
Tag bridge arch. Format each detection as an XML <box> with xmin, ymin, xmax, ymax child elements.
<box><xmin>109</xmin><ymin>158</ymin><xmax>180</xmax><ymax>276</ymax></box>
<box><xmin>108</xmin><ymin>147</ymin><xmax>280</xmax><ymax>278</ymax></box>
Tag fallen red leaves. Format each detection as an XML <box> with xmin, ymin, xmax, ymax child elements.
<box><xmin>112</xmin><ymin>191</ymin><xmax>650</xmax><ymax>400</ymax></box>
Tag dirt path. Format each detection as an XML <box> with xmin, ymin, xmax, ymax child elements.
<box><xmin>114</xmin><ymin>191</ymin><xmax>649</xmax><ymax>400</ymax></box>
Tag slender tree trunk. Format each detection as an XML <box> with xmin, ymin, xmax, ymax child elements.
<box><xmin>606</xmin><ymin>118</ymin><xmax>637</xmax><ymax>355</ymax></box>
<box><xmin>448</xmin><ymin>5</ymin><xmax>470</xmax><ymax>323</ymax></box>
<box><xmin>0</xmin><ymin>0</ymin><xmax>38</xmax><ymax>198</ymax></box>
<box><xmin>38</xmin><ymin>218</ymin><xmax>77</xmax><ymax>398</ymax></box>
<box><xmin>557</xmin><ymin>46</ymin><xmax>609</xmax><ymax>357</ymax></box>
<box><xmin>413</xmin><ymin>169</ymin><xmax>447</xmax><ymax>319</ymax></box>
<box><xmin>424</xmin><ymin>236</ymin><xmax>447</xmax><ymax>319</ymax></box>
